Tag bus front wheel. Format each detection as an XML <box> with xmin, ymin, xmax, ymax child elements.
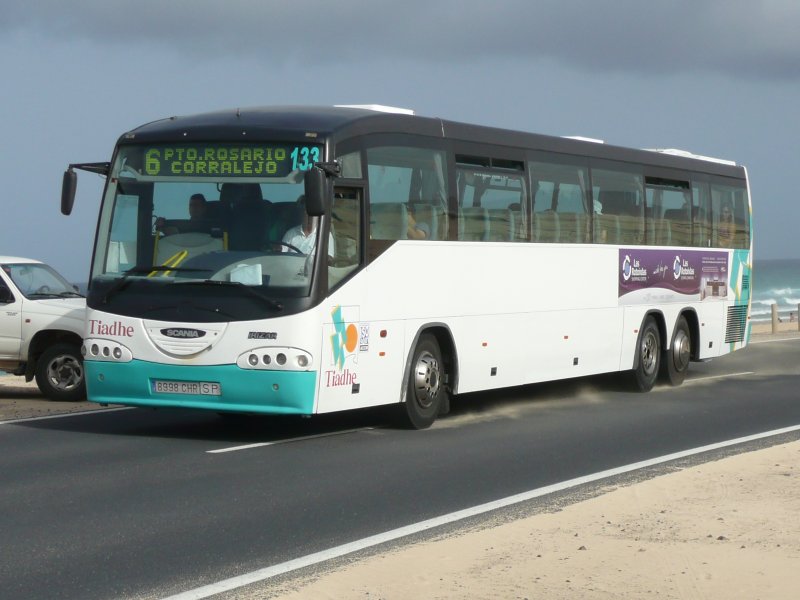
<box><xmin>661</xmin><ymin>316</ymin><xmax>691</xmax><ymax>386</ymax></box>
<box><xmin>401</xmin><ymin>334</ymin><xmax>446</xmax><ymax>429</ymax></box>
<box><xmin>632</xmin><ymin>317</ymin><xmax>661</xmax><ymax>392</ymax></box>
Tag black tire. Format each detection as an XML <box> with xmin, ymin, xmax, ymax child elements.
<box><xmin>632</xmin><ymin>317</ymin><xmax>661</xmax><ymax>392</ymax></box>
<box><xmin>661</xmin><ymin>316</ymin><xmax>691</xmax><ymax>386</ymax></box>
<box><xmin>400</xmin><ymin>334</ymin><xmax>447</xmax><ymax>429</ymax></box>
<box><xmin>35</xmin><ymin>343</ymin><xmax>86</xmax><ymax>402</ymax></box>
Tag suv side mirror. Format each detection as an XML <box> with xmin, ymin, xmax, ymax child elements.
<box><xmin>61</xmin><ymin>169</ymin><xmax>77</xmax><ymax>216</ymax></box>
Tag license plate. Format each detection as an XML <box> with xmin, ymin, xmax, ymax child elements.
<box><xmin>152</xmin><ymin>380</ymin><xmax>222</xmax><ymax>396</ymax></box>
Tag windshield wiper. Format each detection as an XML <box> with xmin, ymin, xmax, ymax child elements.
<box><xmin>102</xmin><ymin>266</ymin><xmax>209</xmax><ymax>304</ymax></box>
<box><xmin>28</xmin><ymin>290</ymin><xmax>84</xmax><ymax>299</ymax></box>
<box><xmin>174</xmin><ymin>279</ymin><xmax>283</xmax><ymax>311</ymax></box>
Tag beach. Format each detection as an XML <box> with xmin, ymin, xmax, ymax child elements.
<box><xmin>751</xmin><ymin>319</ymin><xmax>800</xmax><ymax>335</ymax></box>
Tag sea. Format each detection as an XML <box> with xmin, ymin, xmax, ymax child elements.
<box><xmin>751</xmin><ymin>259</ymin><xmax>800</xmax><ymax>323</ymax></box>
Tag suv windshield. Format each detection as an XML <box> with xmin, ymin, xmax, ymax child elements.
<box><xmin>91</xmin><ymin>142</ymin><xmax>326</xmax><ymax>318</ymax></box>
<box><xmin>2</xmin><ymin>263</ymin><xmax>81</xmax><ymax>299</ymax></box>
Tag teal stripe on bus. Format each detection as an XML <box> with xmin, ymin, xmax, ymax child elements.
<box><xmin>85</xmin><ymin>360</ymin><xmax>317</xmax><ymax>415</ymax></box>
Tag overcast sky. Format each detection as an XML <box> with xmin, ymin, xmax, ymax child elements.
<box><xmin>2</xmin><ymin>0</ymin><xmax>799</xmax><ymax>282</ymax></box>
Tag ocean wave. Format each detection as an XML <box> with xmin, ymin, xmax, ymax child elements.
<box><xmin>751</xmin><ymin>298</ymin><xmax>778</xmax><ymax>306</ymax></box>
<box><xmin>754</xmin><ymin>287</ymin><xmax>800</xmax><ymax>298</ymax></box>
<box><xmin>772</xmin><ymin>288</ymin><xmax>796</xmax><ymax>295</ymax></box>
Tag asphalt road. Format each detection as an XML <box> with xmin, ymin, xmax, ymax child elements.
<box><xmin>1</xmin><ymin>335</ymin><xmax>799</xmax><ymax>600</ymax></box>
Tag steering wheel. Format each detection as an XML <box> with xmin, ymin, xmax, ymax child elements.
<box><xmin>268</xmin><ymin>241</ymin><xmax>304</xmax><ymax>255</ymax></box>
<box><xmin>34</xmin><ymin>285</ymin><xmax>51</xmax><ymax>294</ymax></box>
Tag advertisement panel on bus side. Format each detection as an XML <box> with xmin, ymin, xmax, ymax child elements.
<box><xmin>618</xmin><ymin>248</ymin><xmax>730</xmax><ymax>304</ymax></box>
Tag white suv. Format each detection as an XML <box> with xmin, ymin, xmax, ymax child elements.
<box><xmin>0</xmin><ymin>257</ymin><xmax>86</xmax><ymax>401</ymax></box>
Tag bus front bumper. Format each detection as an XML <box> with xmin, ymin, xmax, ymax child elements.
<box><xmin>85</xmin><ymin>360</ymin><xmax>317</xmax><ymax>415</ymax></box>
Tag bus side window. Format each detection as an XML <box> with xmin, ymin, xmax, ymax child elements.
<box><xmin>711</xmin><ymin>182</ymin><xmax>750</xmax><ymax>249</ymax></box>
<box><xmin>330</xmin><ymin>188</ymin><xmax>362</xmax><ymax>288</ymax></box>
<box><xmin>692</xmin><ymin>182</ymin><xmax>711</xmax><ymax>247</ymax></box>
<box><xmin>592</xmin><ymin>169</ymin><xmax>644</xmax><ymax>246</ymax></box>
<box><xmin>366</xmin><ymin>146</ymin><xmax>448</xmax><ymax>241</ymax></box>
<box><xmin>529</xmin><ymin>160</ymin><xmax>589</xmax><ymax>244</ymax></box>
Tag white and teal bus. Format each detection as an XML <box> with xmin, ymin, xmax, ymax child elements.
<box><xmin>62</xmin><ymin>105</ymin><xmax>752</xmax><ymax>428</ymax></box>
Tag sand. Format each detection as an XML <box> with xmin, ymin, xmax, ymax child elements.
<box><xmin>0</xmin><ymin>376</ymin><xmax>107</xmax><ymax>421</ymax></box>
<box><xmin>751</xmin><ymin>319</ymin><xmax>800</xmax><ymax>335</ymax></box>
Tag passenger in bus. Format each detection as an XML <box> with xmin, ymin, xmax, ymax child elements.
<box><xmin>592</xmin><ymin>198</ymin><xmax>608</xmax><ymax>243</ymax></box>
<box><xmin>406</xmin><ymin>205</ymin><xmax>430</xmax><ymax>240</ymax></box>
<box><xmin>281</xmin><ymin>197</ymin><xmax>335</xmax><ymax>257</ymax></box>
<box><xmin>718</xmin><ymin>200</ymin><xmax>735</xmax><ymax>247</ymax></box>
<box><xmin>188</xmin><ymin>193</ymin><xmax>208</xmax><ymax>223</ymax></box>
<box><xmin>154</xmin><ymin>193</ymin><xmax>211</xmax><ymax>235</ymax></box>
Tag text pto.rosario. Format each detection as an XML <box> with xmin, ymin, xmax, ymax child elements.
<box><xmin>144</xmin><ymin>147</ymin><xmax>287</xmax><ymax>176</ymax></box>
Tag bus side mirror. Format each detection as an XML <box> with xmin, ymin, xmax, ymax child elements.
<box><xmin>61</xmin><ymin>169</ymin><xmax>77</xmax><ymax>216</ymax></box>
<box><xmin>304</xmin><ymin>167</ymin><xmax>329</xmax><ymax>217</ymax></box>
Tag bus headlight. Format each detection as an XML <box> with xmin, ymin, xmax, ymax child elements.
<box><xmin>237</xmin><ymin>347</ymin><xmax>313</xmax><ymax>371</ymax></box>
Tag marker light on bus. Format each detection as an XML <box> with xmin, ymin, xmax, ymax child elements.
<box><xmin>82</xmin><ymin>339</ymin><xmax>133</xmax><ymax>363</ymax></box>
<box><xmin>236</xmin><ymin>348</ymin><xmax>312</xmax><ymax>371</ymax></box>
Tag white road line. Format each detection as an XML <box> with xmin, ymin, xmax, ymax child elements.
<box><xmin>685</xmin><ymin>371</ymin><xmax>755</xmax><ymax>384</ymax></box>
<box><xmin>206</xmin><ymin>427</ymin><xmax>375</xmax><ymax>454</ymax></box>
<box><xmin>0</xmin><ymin>406</ymin><xmax>134</xmax><ymax>426</ymax></box>
<box><xmin>165</xmin><ymin>423</ymin><xmax>800</xmax><ymax>600</ymax></box>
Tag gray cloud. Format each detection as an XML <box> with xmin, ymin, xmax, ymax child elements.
<box><xmin>5</xmin><ymin>1</ymin><xmax>800</xmax><ymax>79</ymax></box>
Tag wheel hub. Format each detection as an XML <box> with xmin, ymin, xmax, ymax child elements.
<box><xmin>48</xmin><ymin>356</ymin><xmax>83</xmax><ymax>391</ymax></box>
<box><xmin>672</xmin><ymin>329</ymin><xmax>691</xmax><ymax>371</ymax></box>
<box><xmin>413</xmin><ymin>351</ymin><xmax>440</xmax><ymax>409</ymax></box>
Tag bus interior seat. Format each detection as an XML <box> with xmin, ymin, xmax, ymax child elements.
<box><xmin>458</xmin><ymin>207</ymin><xmax>489</xmax><ymax>241</ymax></box>
<box><xmin>654</xmin><ymin>219</ymin><xmax>672</xmax><ymax>245</ymax></box>
<box><xmin>594</xmin><ymin>214</ymin><xmax>620</xmax><ymax>244</ymax></box>
<box><xmin>558</xmin><ymin>212</ymin><xmax>587</xmax><ymax>243</ymax></box>
<box><xmin>268</xmin><ymin>201</ymin><xmax>305</xmax><ymax>243</ymax></box>
<box><xmin>663</xmin><ymin>208</ymin><xmax>691</xmax><ymax>246</ymax></box>
<box><xmin>508</xmin><ymin>203</ymin><xmax>526</xmax><ymax>240</ymax></box>
<box><xmin>535</xmin><ymin>211</ymin><xmax>560</xmax><ymax>243</ymax></box>
<box><xmin>618</xmin><ymin>214</ymin><xmax>644</xmax><ymax>245</ymax></box>
<box><xmin>370</xmin><ymin>203</ymin><xmax>409</xmax><ymax>240</ymax></box>
<box><xmin>486</xmin><ymin>209</ymin><xmax>516</xmax><ymax>241</ymax></box>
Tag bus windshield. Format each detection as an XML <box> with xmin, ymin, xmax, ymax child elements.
<box><xmin>90</xmin><ymin>142</ymin><xmax>325</xmax><ymax>316</ymax></box>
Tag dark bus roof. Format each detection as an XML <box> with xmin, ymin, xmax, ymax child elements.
<box><xmin>121</xmin><ymin>105</ymin><xmax>746</xmax><ymax>180</ymax></box>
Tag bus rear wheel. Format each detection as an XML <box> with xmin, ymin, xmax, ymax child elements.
<box><xmin>401</xmin><ymin>334</ymin><xmax>446</xmax><ymax>429</ymax></box>
<box><xmin>632</xmin><ymin>317</ymin><xmax>661</xmax><ymax>392</ymax></box>
<box><xmin>661</xmin><ymin>316</ymin><xmax>691</xmax><ymax>386</ymax></box>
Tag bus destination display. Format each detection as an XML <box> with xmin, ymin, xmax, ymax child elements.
<box><xmin>139</xmin><ymin>144</ymin><xmax>321</xmax><ymax>177</ymax></box>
